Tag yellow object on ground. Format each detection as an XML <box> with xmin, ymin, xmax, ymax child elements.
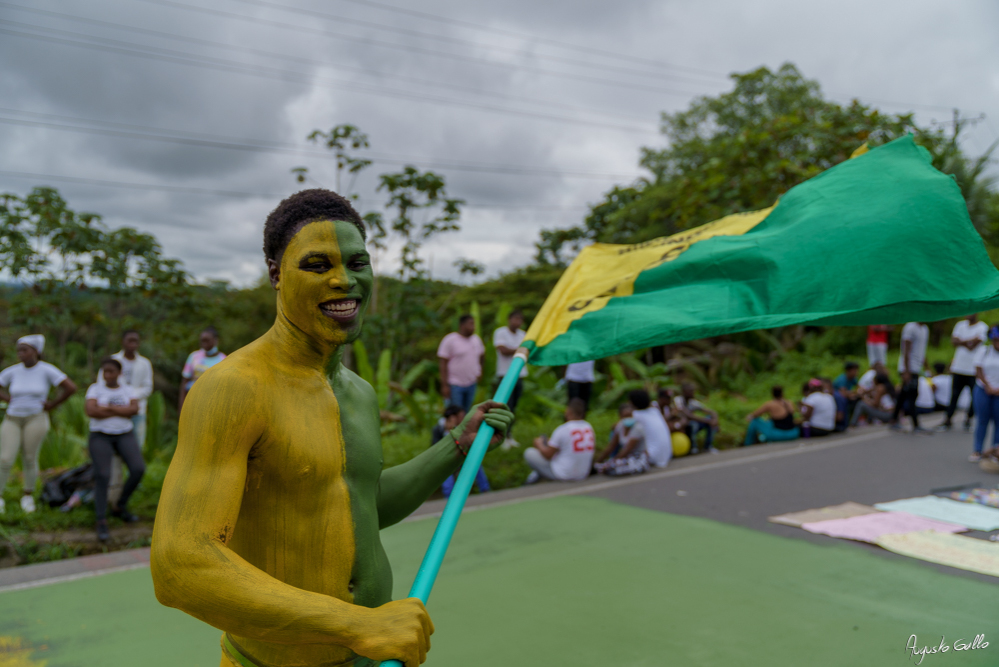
<box><xmin>671</xmin><ymin>431</ymin><xmax>691</xmax><ymax>457</ymax></box>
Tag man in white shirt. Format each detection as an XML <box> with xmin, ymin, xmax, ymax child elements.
<box><xmin>939</xmin><ymin>314</ymin><xmax>988</xmax><ymax>431</ymax></box>
<box><xmin>629</xmin><ymin>389</ymin><xmax>673</xmax><ymax>467</ymax></box>
<box><xmin>564</xmin><ymin>360</ymin><xmax>595</xmax><ymax>410</ymax></box>
<box><xmin>523</xmin><ymin>398</ymin><xmax>595</xmax><ymax>483</ymax></box>
<box><xmin>801</xmin><ymin>380</ymin><xmax>837</xmax><ymax>436</ymax></box>
<box><xmin>891</xmin><ymin>321</ymin><xmax>931</xmax><ymax>434</ymax></box>
<box><xmin>492</xmin><ymin>310</ymin><xmax>527</xmax><ymax>412</ymax></box>
<box><xmin>98</xmin><ymin>330</ymin><xmax>155</xmax><ymax>505</ymax></box>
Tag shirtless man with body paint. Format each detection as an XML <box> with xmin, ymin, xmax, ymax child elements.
<box><xmin>151</xmin><ymin>190</ymin><xmax>513</xmax><ymax>667</ymax></box>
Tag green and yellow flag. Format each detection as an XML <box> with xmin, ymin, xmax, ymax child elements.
<box><xmin>523</xmin><ymin>135</ymin><xmax>999</xmax><ymax>365</ymax></box>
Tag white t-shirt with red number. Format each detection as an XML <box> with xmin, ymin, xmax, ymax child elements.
<box><xmin>547</xmin><ymin>420</ymin><xmax>595</xmax><ymax>481</ymax></box>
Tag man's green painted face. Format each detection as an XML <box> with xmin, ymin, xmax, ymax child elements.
<box><xmin>277</xmin><ymin>220</ymin><xmax>372</xmax><ymax>347</ymax></box>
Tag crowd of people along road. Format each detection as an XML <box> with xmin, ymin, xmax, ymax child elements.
<box><xmin>744</xmin><ymin>315</ymin><xmax>999</xmax><ymax>465</ymax></box>
<box><xmin>435</xmin><ymin>312</ymin><xmax>999</xmax><ymax>490</ymax></box>
<box><xmin>0</xmin><ymin>327</ymin><xmax>227</xmax><ymax>542</ymax></box>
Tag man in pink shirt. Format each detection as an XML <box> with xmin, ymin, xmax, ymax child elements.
<box><xmin>437</xmin><ymin>314</ymin><xmax>485</xmax><ymax>414</ymax></box>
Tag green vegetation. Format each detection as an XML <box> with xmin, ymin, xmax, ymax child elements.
<box><xmin>1</xmin><ymin>62</ymin><xmax>997</xmax><ymax>562</ymax></box>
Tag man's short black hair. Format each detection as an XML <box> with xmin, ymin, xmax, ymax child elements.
<box><xmin>202</xmin><ymin>326</ymin><xmax>219</xmax><ymax>338</ymax></box>
<box><xmin>122</xmin><ymin>329</ymin><xmax>140</xmax><ymax>339</ymax></box>
<box><xmin>933</xmin><ymin>361</ymin><xmax>946</xmax><ymax>374</ymax></box>
<box><xmin>509</xmin><ymin>310</ymin><xmax>523</xmax><ymax>319</ymax></box>
<box><xmin>772</xmin><ymin>385</ymin><xmax>784</xmax><ymax>399</ymax></box>
<box><xmin>567</xmin><ymin>397</ymin><xmax>587</xmax><ymax>418</ymax></box>
<box><xmin>100</xmin><ymin>357</ymin><xmax>122</xmax><ymax>372</ymax></box>
<box><xmin>263</xmin><ymin>189</ymin><xmax>366</xmax><ymax>262</ymax></box>
<box><xmin>628</xmin><ymin>389</ymin><xmax>651</xmax><ymax>410</ymax></box>
<box><xmin>845</xmin><ymin>361</ymin><xmax>860</xmax><ymax>371</ymax></box>
<box><xmin>458</xmin><ymin>314</ymin><xmax>474</xmax><ymax>326</ymax></box>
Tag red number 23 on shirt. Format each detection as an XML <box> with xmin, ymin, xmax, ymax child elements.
<box><xmin>571</xmin><ymin>428</ymin><xmax>594</xmax><ymax>452</ymax></box>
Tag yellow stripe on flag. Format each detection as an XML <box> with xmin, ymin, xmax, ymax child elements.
<box><xmin>523</xmin><ymin>205</ymin><xmax>776</xmax><ymax>350</ymax></box>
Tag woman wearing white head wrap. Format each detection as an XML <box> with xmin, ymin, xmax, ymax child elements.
<box><xmin>0</xmin><ymin>335</ymin><xmax>77</xmax><ymax>514</ymax></box>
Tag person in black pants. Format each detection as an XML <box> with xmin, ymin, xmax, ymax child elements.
<box><xmin>84</xmin><ymin>358</ymin><xmax>145</xmax><ymax>541</ymax></box>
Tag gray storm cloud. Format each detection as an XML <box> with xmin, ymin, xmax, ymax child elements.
<box><xmin>1</xmin><ymin>0</ymin><xmax>996</xmax><ymax>285</ymax></box>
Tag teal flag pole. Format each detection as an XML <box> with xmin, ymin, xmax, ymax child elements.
<box><xmin>381</xmin><ymin>349</ymin><xmax>528</xmax><ymax>667</ymax></box>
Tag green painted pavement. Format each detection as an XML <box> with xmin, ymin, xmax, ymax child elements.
<box><xmin>2</xmin><ymin>496</ymin><xmax>997</xmax><ymax>666</ymax></box>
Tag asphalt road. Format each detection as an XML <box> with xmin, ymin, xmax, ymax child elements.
<box><xmin>585</xmin><ymin>417</ymin><xmax>999</xmax><ymax>582</ymax></box>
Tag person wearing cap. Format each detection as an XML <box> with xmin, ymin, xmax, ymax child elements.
<box><xmin>0</xmin><ymin>335</ymin><xmax>77</xmax><ymax>514</ymax></box>
<box><xmin>971</xmin><ymin>325</ymin><xmax>999</xmax><ymax>462</ymax></box>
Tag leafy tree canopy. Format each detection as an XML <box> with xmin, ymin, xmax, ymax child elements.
<box><xmin>536</xmin><ymin>62</ymin><xmax>995</xmax><ymax>265</ymax></box>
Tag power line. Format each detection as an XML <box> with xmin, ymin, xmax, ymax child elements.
<box><xmin>220</xmin><ymin>0</ymin><xmax>725</xmax><ymax>86</ymax></box>
<box><xmin>0</xmin><ymin>22</ymin><xmax>660</xmax><ymax>135</ymax></box>
<box><xmin>0</xmin><ymin>169</ymin><xmax>286</xmax><ymax>198</ymax></box>
<box><xmin>127</xmin><ymin>0</ymin><xmax>715</xmax><ymax>98</ymax></box>
<box><xmin>0</xmin><ymin>169</ymin><xmax>593</xmax><ymax>211</ymax></box>
<box><xmin>332</xmin><ymin>0</ymin><xmax>727</xmax><ymax>79</ymax></box>
<box><xmin>0</xmin><ymin>2</ymin><xmax>656</xmax><ymax>126</ymax></box>
<box><xmin>0</xmin><ymin>108</ymin><xmax>643</xmax><ymax>180</ymax></box>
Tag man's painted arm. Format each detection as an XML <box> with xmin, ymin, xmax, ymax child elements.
<box><xmin>378</xmin><ymin>402</ymin><xmax>512</xmax><ymax>529</ymax></box>
<box><xmin>151</xmin><ymin>375</ymin><xmax>375</xmax><ymax>649</ymax></box>
<box><xmin>377</xmin><ymin>432</ymin><xmax>464</xmax><ymax>529</ymax></box>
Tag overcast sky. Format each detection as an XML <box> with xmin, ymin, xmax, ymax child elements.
<box><xmin>1</xmin><ymin>0</ymin><xmax>997</xmax><ymax>286</ymax></box>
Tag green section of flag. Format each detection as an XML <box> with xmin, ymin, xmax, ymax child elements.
<box><xmin>526</xmin><ymin>135</ymin><xmax>999</xmax><ymax>365</ymax></box>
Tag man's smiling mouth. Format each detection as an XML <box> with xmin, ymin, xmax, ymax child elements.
<box><xmin>319</xmin><ymin>298</ymin><xmax>359</xmax><ymax>322</ymax></box>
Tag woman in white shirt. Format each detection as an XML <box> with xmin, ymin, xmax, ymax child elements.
<box><xmin>85</xmin><ymin>358</ymin><xmax>145</xmax><ymax>541</ymax></box>
<box><xmin>0</xmin><ymin>335</ymin><xmax>77</xmax><ymax>514</ymax></box>
<box><xmin>971</xmin><ymin>326</ymin><xmax>999</xmax><ymax>463</ymax></box>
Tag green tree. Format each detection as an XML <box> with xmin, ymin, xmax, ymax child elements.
<box><xmin>536</xmin><ymin>63</ymin><xmax>938</xmax><ymax>263</ymax></box>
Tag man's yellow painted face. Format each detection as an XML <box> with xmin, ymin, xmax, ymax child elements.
<box><xmin>277</xmin><ymin>220</ymin><xmax>372</xmax><ymax>347</ymax></box>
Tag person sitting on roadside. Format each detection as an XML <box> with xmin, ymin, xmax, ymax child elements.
<box><xmin>822</xmin><ymin>377</ymin><xmax>848</xmax><ymax>432</ymax></box>
<box><xmin>596</xmin><ymin>403</ymin><xmax>632</xmax><ymax>462</ymax></box>
<box><xmin>850</xmin><ymin>374</ymin><xmax>897</xmax><ymax>426</ymax></box>
<box><xmin>674</xmin><ymin>382</ymin><xmax>719</xmax><ymax>454</ymax></box>
<box><xmin>931</xmin><ymin>362</ymin><xmax>952</xmax><ymax>412</ymax></box>
<box><xmin>523</xmin><ymin>398</ymin><xmax>595</xmax><ymax>484</ymax></box>
<box><xmin>594</xmin><ymin>403</ymin><xmax>649</xmax><ymax>477</ymax></box>
<box><xmin>858</xmin><ymin>361</ymin><xmax>887</xmax><ymax>400</ymax></box>
<box><xmin>630</xmin><ymin>389</ymin><xmax>673</xmax><ymax>468</ymax></box>
<box><xmin>431</xmin><ymin>405</ymin><xmax>490</xmax><ymax>497</ymax></box>
<box><xmin>833</xmin><ymin>362</ymin><xmax>861</xmax><ymax>424</ymax></box>
<box><xmin>657</xmin><ymin>387</ymin><xmax>687</xmax><ymax>433</ymax></box>
<box><xmin>931</xmin><ymin>361</ymin><xmax>972</xmax><ymax>416</ymax></box>
<box><xmin>801</xmin><ymin>379</ymin><xmax>836</xmax><ymax>437</ymax></box>
<box><xmin>914</xmin><ymin>375</ymin><xmax>937</xmax><ymax>416</ymax></box>
<box><xmin>744</xmin><ymin>386</ymin><xmax>799</xmax><ymax>446</ymax></box>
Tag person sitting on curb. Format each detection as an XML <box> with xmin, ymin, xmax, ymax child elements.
<box><xmin>850</xmin><ymin>374</ymin><xmax>897</xmax><ymax>426</ymax></box>
<box><xmin>674</xmin><ymin>382</ymin><xmax>719</xmax><ymax>454</ymax></box>
<box><xmin>523</xmin><ymin>398</ymin><xmax>595</xmax><ymax>484</ymax></box>
<box><xmin>431</xmin><ymin>405</ymin><xmax>490</xmax><ymax>497</ymax></box>
<box><xmin>800</xmin><ymin>379</ymin><xmax>836</xmax><ymax>437</ymax></box>
<box><xmin>594</xmin><ymin>403</ymin><xmax>649</xmax><ymax>476</ymax></box>
<box><xmin>744</xmin><ymin>386</ymin><xmax>800</xmax><ymax>446</ymax></box>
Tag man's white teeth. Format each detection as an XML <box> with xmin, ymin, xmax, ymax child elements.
<box><xmin>322</xmin><ymin>300</ymin><xmax>357</xmax><ymax>314</ymax></box>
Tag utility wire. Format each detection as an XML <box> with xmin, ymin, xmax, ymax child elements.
<box><xmin>219</xmin><ymin>0</ymin><xmax>725</xmax><ymax>86</ymax></box>
<box><xmin>0</xmin><ymin>108</ymin><xmax>643</xmax><ymax>180</ymax></box>
<box><xmin>0</xmin><ymin>2</ymin><xmax>656</xmax><ymax>125</ymax></box>
<box><xmin>126</xmin><ymin>0</ymin><xmax>715</xmax><ymax>98</ymax></box>
<box><xmin>0</xmin><ymin>169</ymin><xmax>286</xmax><ymax>198</ymax></box>
<box><xmin>0</xmin><ymin>168</ymin><xmax>593</xmax><ymax>211</ymax></box>
<box><xmin>332</xmin><ymin>0</ymin><xmax>727</xmax><ymax>78</ymax></box>
<box><xmin>0</xmin><ymin>22</ymin><xmax>659</xmax><ymax>134</ymax></box>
